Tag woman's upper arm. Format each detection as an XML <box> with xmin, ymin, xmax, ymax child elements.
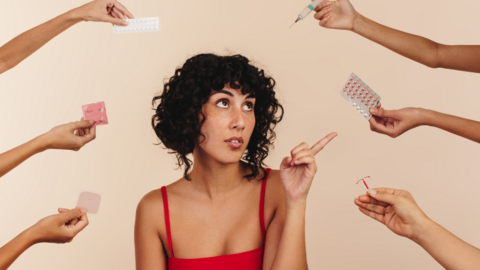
<box><xmin>262</xmin><ymin>174</ymin><xmax>286</xmax><ymax>270</ymax></box>
<box><xmin>134</xmin><ymin>190</ymin><xmax>167</xmax><ymax>270</ymax></box>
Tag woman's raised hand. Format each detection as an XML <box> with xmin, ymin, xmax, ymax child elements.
<box><xmin>279</xmin><ymin>132</ymin><xmax>337</xmax><ymax>205</ymax></box>
<box><xmin>72</xmin><ymin>0</ymin><xmax>134</xmax><ymax>26</ymax></box>
<box><xmin>354</xmin><ymin>188</ymin><xmax>430</xmax><ymax>240</ymax></box>
<box><xmin>313</xmin><ymin>0</ymin><xmax>357</xmax><ymax>30</ymax></box>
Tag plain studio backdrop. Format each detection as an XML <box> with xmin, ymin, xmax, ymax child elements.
<box><xmin>1</xmin><ymin>0</ymin><xmax>479</xmax><ymax>269</ymax></box>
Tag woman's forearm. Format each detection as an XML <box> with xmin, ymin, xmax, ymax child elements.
<box><xmin>352</xmin><ymin>13</ymin><xmax>439</xmax><ymax>68</ymax></box>
<box><xmin>0</xmin><ymin>134</ymin><xmax>48</xmax><ymax>178</ymax></box>
<box><xmin>270</xmin><ymin>202</ymin><xmax>308</xmax><ymax>270</ymax></box>
<box><xmin>412</xmin><ymin>218</ymin><xmax>480</xmax><ymax>270</ymax></box>
<box><xmin>0</xmin><ymin>10</ymin><xmax>81</xmax><ymax>74</ymax></box>
<box><xmin>0</xmin><ymin>228</ymin><xmax>36</xmax><ymax>270</ymax></box>
<box><xmin>421</xmin><ymin>109</ymin><xmax>480</xmax><ymax>144</ymax></box>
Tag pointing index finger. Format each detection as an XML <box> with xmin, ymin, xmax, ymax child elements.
<box><xmin>311</xmin><ymin>132</ymin><xmax>337</xmax><ymax>155</ymax></box>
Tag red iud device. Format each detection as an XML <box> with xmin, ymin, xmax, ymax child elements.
<box><xmin>356</xmin><ymin>176</ymin><xmax>370</xmax><ymax>189</ymax></box>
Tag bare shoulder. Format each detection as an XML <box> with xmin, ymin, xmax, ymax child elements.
<box><xmin>135</xmin><ymin>179</ymin><xmax>185</xmax><ymax>233</ymax></box>
<box><xmin>262</xmin><ymin>169</ymin><xmax>286</xmax><ymax>234</ymax></box>
<box><xmin>136</xmin><ymin>188</ymin><xmax>165</xmax><ymax>233</ymax></box>
<box><xmin>265</xmin><ymin>169</ymin><xmax>285</xmax><ymax>204</ymax></box>
<box><xmin>137</xmin><ymin>188</ymin><xmax>164</xmax><ymax>214</ymax></box>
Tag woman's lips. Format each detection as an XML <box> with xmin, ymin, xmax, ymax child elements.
<box><xmin>226</xmin><ymin>141</ymin><xmax>243</xmax><ymax>148</ymax></box>
<box><xmin>225</xmin><ymin>137</ymin><xmax>243</xmax><ymax>149</ymax></box>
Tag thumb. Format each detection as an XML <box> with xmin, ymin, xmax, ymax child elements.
<box><xmin>370</xmin><ymin>108</ymin><xmax>398</xmax><ymax>119</ymax></box>
<box><xmin>57</xmin><ymin>208</ymin><xmax>86</xmax><ymax>223</ymax></box>
<box><xmin>280</xmin><ymin>156</ymin><xmax>292</xmax><ymax>170</ymax></box>
<box><xmin>72</xmin><ymin>120</ymin><xmax>95</xmax><ymax>130</ymax></box>
<box><xmin>102</xmin><ymin>15</ymin><xmax>128</xmax><ymax>26</ymax></box>
<box><xmin>367</xmin><ymin>189</ymin><xmax>400</xmax><ymax>205</ymax></box>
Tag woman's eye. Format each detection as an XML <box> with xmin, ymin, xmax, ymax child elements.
<box><xmin>243</xmin><ymin>103</ymin><xmax>253</xmax><ymax>111</ymax></box>
<box><xmin>216</xmin><ymin>100</ymin><xmax>228</xmax><ymax>108</ymax></box>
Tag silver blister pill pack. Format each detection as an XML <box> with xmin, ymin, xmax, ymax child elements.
<box><xmin>114</xmin><ymin>17</ymin><xmax>160</xmax><ymax>33</ymax></box>
<box><xmin>340</xmin><ymin>73</ymin><xmax>382</xmax><ymax>120</ymax></box>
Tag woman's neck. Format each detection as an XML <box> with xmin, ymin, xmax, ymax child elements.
<box><xmin>188</xmin><ymin>152</ymin><xmax>250</xmax><ymax>199</ymax></box>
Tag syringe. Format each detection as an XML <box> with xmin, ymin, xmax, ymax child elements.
<box><xmin>290</xmin><ymin>0</ymin><xmax>323</xmax><ymax>28</ymax></box>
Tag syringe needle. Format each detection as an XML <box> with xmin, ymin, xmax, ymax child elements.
<box><xmin>289</xmin><ymin>18</ymin><xmax>300</xmax><ymax>28</ymax></box>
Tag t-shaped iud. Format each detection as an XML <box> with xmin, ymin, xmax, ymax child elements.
<box><xmin>356</xmin><ymin>176</ymin><xmax>370</xmax><ymax>189</ymax></box>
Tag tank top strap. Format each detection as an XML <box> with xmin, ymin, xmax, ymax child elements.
<box><xmin>259</xmin><ymin>168</ymin><xmax>271</xmax><ymax>242</ymax></box>
<box><xmin>161</xmin><ymin>186</ymin><xmax>175</xmax><ymax>258</ymax></box>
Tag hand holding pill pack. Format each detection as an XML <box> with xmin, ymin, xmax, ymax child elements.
<box><xmin>114</xmin><ymin>17</ymin><xmax>160</xmax><ymax>33</ymax></box>
<box><xmin>82</xmin><ymin>101</ymin><xmax>108</xmax><ymax>127</ymax></box>
<box><xmin>340</xmin><ymin>73</ymin><xmax>382</xmax><ymax>120</ymax></box>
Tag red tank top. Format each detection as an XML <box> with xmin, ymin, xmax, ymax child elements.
<box><xmin>160</xmin><ymin>168</ymin><xmax>271</xmax><ymax>270</ymax></box>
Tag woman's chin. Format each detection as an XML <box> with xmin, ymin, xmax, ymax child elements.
<box><xmin>215</xmin><ymin>153</ymin><xmax>245</xmax><ymax>165</ymax></box>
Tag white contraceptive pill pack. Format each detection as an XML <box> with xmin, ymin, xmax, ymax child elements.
<box><xmin>114</xmin><ymin>17</ymin><xmax>160</xmax><ymax>33</ymax></box>
<box><xmin>340</xmin><ymin>73</ymin><xmax>382</xmax><ymax>120</ymax></box>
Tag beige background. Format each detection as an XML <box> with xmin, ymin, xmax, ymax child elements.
<box><xmin>1</xmin><ymin>0</ymin><xmax>479</xmax><ymax>269</ymax></box>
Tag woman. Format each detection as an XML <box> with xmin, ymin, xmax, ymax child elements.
<box><xmin>135</xmin><ymin>54</ymin><xmax>337</xmax><ymax>270</ymax></box>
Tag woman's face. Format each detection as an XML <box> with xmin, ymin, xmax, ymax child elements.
<box><xmin>195</xmin><ymin>84</ymin><xmax>256</xmax><ymax>165</ymax></box>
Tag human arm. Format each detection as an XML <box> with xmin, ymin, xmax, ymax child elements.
<box><xmin>134</xmin><ymin>191</ymin><xmax>167</xmax><ymax>270</ymax></box>
<box><xmin>368</xmin><ymin>107</ymin><xmax>480</xmax><ymax>143</ymax></box>
<box><xmin>263</xmin><ymin>132</ymin><xmax>338</xmax><ymax>270</ymax></box>
<box><xmin>0</xmin><ymin>119</ymin><xmax>96</xmax><ymax>178</ymax></box>
<box><xmin>0</xmin><ymin>208</ymin><xmax>89</xmax><ymax>270</ymax></box>
<box><xmin>355</xmin><ymin>188</ymin><xmax>480</xmax><ymax>270</ymax></box>
<box><xmin>0</xmin><ymin>0</ymin><xmax>134</xmax><ymax>75</ymax></box>
<box><xmin>313</xmin><ymin>0</ymin><xmax>480</xmax><ymax>73</ymax></box>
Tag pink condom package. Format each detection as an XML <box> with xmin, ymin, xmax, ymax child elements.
<box><xmin>81</xmin><ymin>101</ymin><xmax>108</xmax><ymax>127</ymax></box>
<box><xmin>76</xmin><ymin>192</ymin><xmax>101</xmax><ymax>214</ymax></box>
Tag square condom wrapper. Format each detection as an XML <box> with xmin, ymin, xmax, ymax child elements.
<box><xmin>82</xmin><ymin>101</ymin><xmax>108</xmax><ymax>127</ymax></box>
<box><xmin>76</xmin><ymin>192</ymin><xmax>101</xmax><ymax>214</ymax></box>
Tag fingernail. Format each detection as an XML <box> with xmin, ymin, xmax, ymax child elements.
<box><xmin>327</xmin><ymin>1</ymin><xmax>331</xmax><ymax>5</ymax></box>
<box><xmin>89</xmin><ymin>120</ymin><xmax>95</xmax><ymax>124</ymax></box>
<box><xmin>368</xmin><ymin>189</ymin><xmax>377</xmax><ymax>195</ymax></box>
<box><xmin>122</xmin><ymin>21</ymin><xmax>128</xmax><ymax>26</ymax></box>
<box><xmin>370</xmin><ymin>108</ymin><xmax>377</xmax><ymax>113</ymax></box>
<box><xmin>80</xmin><ymin>208</ymin><xmax>87</xmax><ymax>214</ymax></box>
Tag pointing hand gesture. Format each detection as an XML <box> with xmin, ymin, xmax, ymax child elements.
<box><xmin>280</xmin><ymin>132</ymin><xmax>337</xmax><ymax>205</ymax></box>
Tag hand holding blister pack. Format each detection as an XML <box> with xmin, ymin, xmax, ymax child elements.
<box><xmin>340</xmin><ymin>73</ymin><xmax>382</xmax><ymax>120</ymax></box>
<box><xmin>82</xmin><ymin>101</ymin><xmax>108</xmax><ymax>127</ymax></box>
<box><xmin>114</xmin><ymin>17</ymin><xmax>160</xmax><ymax>33</ymax></box>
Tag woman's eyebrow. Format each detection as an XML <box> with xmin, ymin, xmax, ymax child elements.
<box><xmin>210</xmin><ymin>90</ymin><xmax>234</xmax><ymax>97</ymax></box>
<box><xmin>210</xmin><ymin>90</ymin><xmax>255</xmax><ymax>99</ymax></box>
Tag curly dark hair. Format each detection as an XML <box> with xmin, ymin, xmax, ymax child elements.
<box><xmin>152</xmin><ymin>53</ymin><xmax>284</xmax><ymax>181</ymax></box>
